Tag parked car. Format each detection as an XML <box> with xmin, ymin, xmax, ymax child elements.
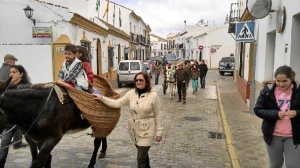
<box><xmin>163</xmin><ymin>53</ymin><xmax>176</xmax><ymax>61</ymax></box>
<box><xmin>117</xmin><ymin>60</ymin><xmax>146</xmax><ymax>88</ymax></box>
<box><xmin>150</xmin><ymin>56</ymin><xmax>159</xmax><ymax>62</ymax></box>
<box><xmin>218</xmin><ymin>56</ymin><xmax>235</xmax><ymax>75</ymax></box>
<box><xmin>143</xmin><ymin>62</ymin><xmax>152</xmax><ymax>78</ymax></box>
<box><xmin>176</xmin><ymin>57</ymin><xmax>183</xmax><ymax>62</ymax></box>
<box><xmin>143</xmin><ymin>60</ymin><xmax>154</xmax><ymax>68</ymax></box>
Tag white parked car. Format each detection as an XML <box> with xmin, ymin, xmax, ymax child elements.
<box><xmin>117</xmin><ymin>60</ymin><xmax>146</xmax><ymax>88</ymax></box>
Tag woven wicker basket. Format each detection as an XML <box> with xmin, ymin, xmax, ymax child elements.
<box><xmin>62</xmin><ymin>75</ymin><xmax>120</xmax><ymax>138</ymax></box>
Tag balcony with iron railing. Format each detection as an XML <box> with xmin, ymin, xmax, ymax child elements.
<box><xmin>130</xmin><ymin>33</ymin><xmax>150</xmax><ymax>46</ymax></box>
<box><xmin>139</xmin><ymin>35</ymin><xmax>146</xmax><ymax>45</ymax></box>
<box><xmin>228</xmin><ymin>3</ymin><xmax>240</xmax><ymax>34</ymax></box>
<box><xmin>131</xmin><ymin>32</ymin><xmax>139</xmax><ymax>43</ymax></box>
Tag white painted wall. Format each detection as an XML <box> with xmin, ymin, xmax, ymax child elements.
<box><xmin>0</xmin><ymin>45</ymin><xmax>52</xmax><ymax>83</ymax></box>
<box><xmin>243</xmin><ymin>43</ymin><xmax>251</xmax><ymax>80</ymax></box>
<box><xmin>90</xmin><ymin>0</ymin><xmax>132</xmax><ymax>35</ymax></box>
<box><xmin>193</xmin><ymin>25</ymin><xmax>235</xmax><ymax>68</ymax></box>
<box><xmin>150</xmin><ymin>35</ymin><xmax>167</xmax><ymax>57</ymax></box>
<box><xmin>1</xmin><ymin>0</ymin><xmax>71</xmax><ymax>44</ymax></box>
<box><xmin>195</xmin><ymin>34</ymin><xmax>210</xmax><ymax>63</ymax></box>
<box><xmin>254</xmin><ymin>0</ymin><xmax>300</xmax><ymax>82</ymax></box>
<box><xmin>0</xmin><ymin>0</ymin><xmax>70</xmax><ymax>83</ymax></box>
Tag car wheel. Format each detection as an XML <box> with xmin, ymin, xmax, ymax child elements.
<box><xmin>219</xmin><ymin>71</ymin><xmax>225</xmax><ymax>75</ymax></box>
<box><xmin>118</xmin><ymin>82</ymin><xmax>122</xmax><ymax>88</ymax></box>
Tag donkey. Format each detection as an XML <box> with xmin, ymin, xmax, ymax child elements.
<box><xmin>165</xmin><ymin>67</ymin><xmax>176</xmax><ymax>98</ymax></box>
<box><xmin>0</xmin><ymin>79</ymin><xmax>92</xmax><ymax>168</ymax></box>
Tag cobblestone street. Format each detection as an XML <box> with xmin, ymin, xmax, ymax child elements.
<box><xmin>4</xmin><ymin>70</ymin><xmax>233</xmax><ymax>168</ymax></box>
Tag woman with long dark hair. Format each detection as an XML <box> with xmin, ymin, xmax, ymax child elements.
<box><xmin>0</xmin><ymin>65</ymin><xmax>31</xmax><ymax>167</ymax></box>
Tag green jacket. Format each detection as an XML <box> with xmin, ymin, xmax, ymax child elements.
<box><xmin>191</xmin><ymin>69</ymin><xmax>200</xmax><ymax>80</ymax></box>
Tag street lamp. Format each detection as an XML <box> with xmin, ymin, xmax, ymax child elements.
<box><xmin>23</xmin><ymin>5</ymin><xmax>36</xmax><ymax>26</ymax></box>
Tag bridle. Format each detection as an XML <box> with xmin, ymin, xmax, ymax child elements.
<box><xmin>0</xmin><ymin>83</ymin><xmax>55</xmax><ymax>149</ymax></box>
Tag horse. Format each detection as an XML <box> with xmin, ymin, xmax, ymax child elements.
<box><xmin>0</xmin><ymin>78</ymin><xmax>103</xmax><ymax>168</ymax></box>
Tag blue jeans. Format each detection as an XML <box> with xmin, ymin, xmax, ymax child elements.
<box><xmin>0</xmin><ymin>124</ymin><xmax>23</xmax><ymax>166</ymax></box>
<box><xmin>200</xmin><ymin>76</ymin><xmax>206</xmax><ymax>88</ymax></box>
<box><xmin>155</xmin><ymin>74</ymin><xmax>160</xmax><ymax>84</ymax></box>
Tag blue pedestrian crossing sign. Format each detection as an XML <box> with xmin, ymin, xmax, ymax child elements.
<box><xmin>235</xmin><ymin>21</ymin><xmax>255</xmax><ymax>42</ymax></box>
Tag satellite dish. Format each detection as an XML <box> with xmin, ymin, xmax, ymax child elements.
<box><xmin>246</xmin><ymin>0</ymin><xmax>272</xmax><ymax>19</ymax></box>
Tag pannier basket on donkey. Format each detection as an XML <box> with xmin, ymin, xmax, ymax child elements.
<box><xmin>60</xmin><ymin>75</ymin><xmax>121</xmax><ymax>138</ymax></box>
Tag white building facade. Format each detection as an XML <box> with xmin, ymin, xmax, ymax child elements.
<box><xmin>0</xmin><ymin>0</ymin><xmax>150</xmax><ymax>83</ymax></box>
<box><xmin>167</xmin><ymin>23</ymin><xmax>235</xmax><ymax>68</ymax></box>
<box><xmin>150</xmin><ymin>34</ymin><xmax>167</xmax><ymax>57</ymax></box>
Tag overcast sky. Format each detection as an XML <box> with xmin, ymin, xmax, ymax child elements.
<box><xmin>112</xmin><ymin>0</ymin><xmax>235</xmax><ymax>38</ymax></box>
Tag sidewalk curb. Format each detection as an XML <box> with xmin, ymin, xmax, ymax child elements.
<box><xmin>216</xmin><ymin>81</ymin><xmax>241</xmax><ymax>168</ymax></box>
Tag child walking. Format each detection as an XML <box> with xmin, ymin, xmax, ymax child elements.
<box><xmin>191</xmin><ymin>64</ymin><xmax>199</xmax><ymax>94</ymax></box>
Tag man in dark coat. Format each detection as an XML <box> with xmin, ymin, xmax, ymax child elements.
<box><xmin>174</xmin><ymin>62</ymin><xmax>189</xmax><ymax>104</ymax></box>
<box><xmin>183</xmin><ymin>61</ymin><xmax>192</xmax><ymax>88</ymax></box>
<box><xmin>0</xmin><ymin>54</ymin><xmax>18</xmax><ymax>81</ymax></box>
<box><xmin>198</xmin><ymin>60</ymin><xmax>208</xmax><ymax>89</ymax></box>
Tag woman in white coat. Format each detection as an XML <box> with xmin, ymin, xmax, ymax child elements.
<box><xmin>93</xmin><ymin>72</ymin><xmax>163</xmax><ymax>168</ymax></box>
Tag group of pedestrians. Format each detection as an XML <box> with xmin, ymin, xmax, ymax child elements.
<box><xmin>173</xmin><ymin>59</ymin><xmax>208</xmax><ymax>104</ymax></box>
<box><xmin>152</xmin><ymin>58</ymin><xmax>208</xmax><ymax>105</ymax></box>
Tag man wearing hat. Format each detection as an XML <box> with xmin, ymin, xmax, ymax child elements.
<box><xmin>174</xmin><ymin>62</ymin><xmax>189</xmax><ymax>104</ymax></box>
<box><xmin>0</xmin><ymin>54</ymin><xmax>18</xmax><ymax>81</ymax></box>
<box><xmin>0</xmin><ymin>54</ymin><xmax>27</xmax><ymax>150</ymax></box>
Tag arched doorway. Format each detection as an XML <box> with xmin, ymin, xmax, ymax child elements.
<box><xmin>53</xmin><ymin>34</ymin><xmax>71</xmax><ymax>81</ymax></box>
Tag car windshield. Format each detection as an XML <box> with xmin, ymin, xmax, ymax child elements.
<box><xmin>143</xmin><ymin>63</ymin><xmax>149</xmax><ymax>68</ymax></box>
<box><xmin>150</xmin><ymin>57</ymin><xmax>158</xmax><ymax>61</ymax></box>
<box><xmin>164</xmin><ymin>54</ymin><xmax>176</xmax><ymax>60</ymax></box>
<box><xmin>119</xmin><ymin>62</ymin><xmax>129</xmax><ymax>70</ymax></box>
<box><xmin>221</xmin><ymin>57</ymin><xmax>234</xmax><ymax>62</ymax></box>
<box><xmin>130</xmin><ymin>62</ymin><xmax>140</xmax><ymax>70</ymax></box>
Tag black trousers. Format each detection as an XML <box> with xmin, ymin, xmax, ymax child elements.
<box><xmin>177</xmin><ymin>82</ymin><xmax>187</xmax><ymax>101</ymax></box>
<box><xmin>135</xmin><ymin>145</ymin><xmax>151</xmax><ymax>168</ymax></box>
<box><xmin>97</xmin><ymin>138</ymin><xmax>107</xmax><ymax>153</ymax></box>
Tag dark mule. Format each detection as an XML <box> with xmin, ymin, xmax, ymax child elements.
<box><xmin>88</xmin><ymin>138</ymin><xmax>106</xmax><ymax>168</ymax></box>
<box><xmin>0</xmin><ymin>80</ymin><xmax>92</xmax><ymax>168</ymax></box>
